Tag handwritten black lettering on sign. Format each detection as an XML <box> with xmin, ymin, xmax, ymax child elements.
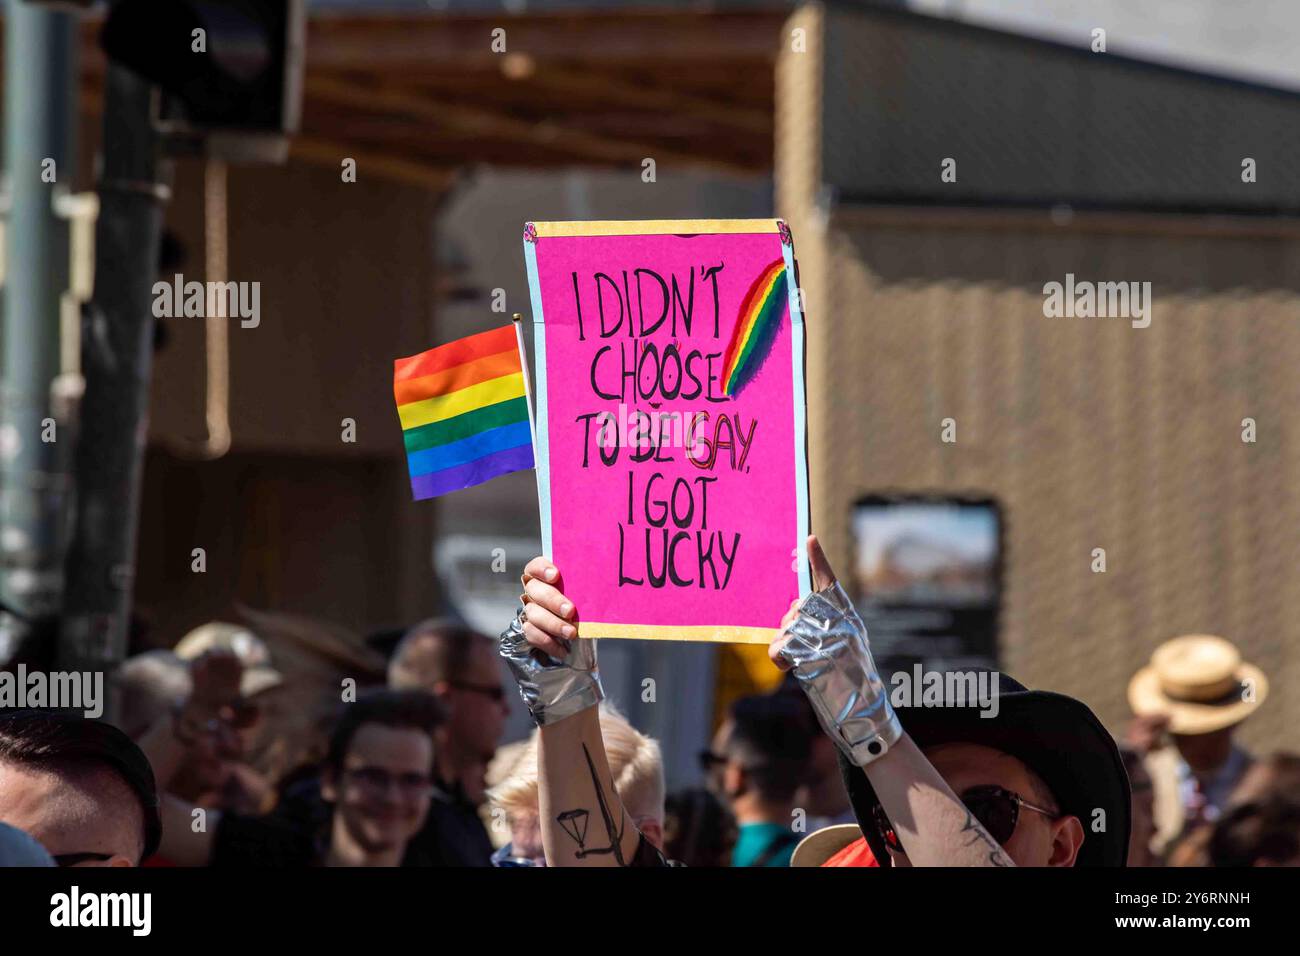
<box><xmin>569</xmin><ymin>264</ymin><xmax>756</xmax><ymax>593</ymax></box>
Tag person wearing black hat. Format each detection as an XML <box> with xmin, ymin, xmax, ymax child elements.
<box><xmin>774</xmin><ymin>536</ymin><xmax>1130</xmax><ymax>867</ymax></box>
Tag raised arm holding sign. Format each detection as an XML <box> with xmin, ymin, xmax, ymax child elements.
<box><xmin>501</xmin><ymin>219</ymin><xmax>1085</xmax><ymax>868</ymax></box>
<box><xmin>500</xmin><ymin>537</ymin><xmax>1035</xmax><ymax>868</ymax></box>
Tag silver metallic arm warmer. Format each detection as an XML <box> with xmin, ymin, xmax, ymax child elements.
<box><xmin>499</xmin><ymin>605</ymin><xmax>604</xmax><ymax>726</ymax></box>
<box><xmin>778</xmin><ymin>581</ymin><xmax>903</xmax><ymax>766</ymax></box>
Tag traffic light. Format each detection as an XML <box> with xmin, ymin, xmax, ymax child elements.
<box><xmin>100</xmin><ymin>0</ymin><xmax>304</xmax><ymax>159</ymax></box>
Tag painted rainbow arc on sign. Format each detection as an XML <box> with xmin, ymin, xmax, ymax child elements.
<box><xmin>720</xmin><ymin>258</ymin><xmax>788</xmax><ymax>397</ymax></box>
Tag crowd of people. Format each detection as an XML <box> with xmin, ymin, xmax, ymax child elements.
<box><xmin>0</xmin><ymin>536</ymin><xmax>1294</xmax><ymax>868</ymax></box>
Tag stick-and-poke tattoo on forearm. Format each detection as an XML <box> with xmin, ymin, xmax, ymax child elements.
<box><xmin>554</xmin><ymin>743</ymin><xmax>629</xmax><ymax>866</ymax></box>
<box><xmin>959</xmin><ymin>808</ymin><xmax>1014</xmax><ymax>867</ymax></box>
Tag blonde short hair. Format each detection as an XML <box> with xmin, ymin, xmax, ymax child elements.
<box><xmin>489</xmin><ymin>704</ymin><xmax>664</xmax><ymax>828</ymax></box>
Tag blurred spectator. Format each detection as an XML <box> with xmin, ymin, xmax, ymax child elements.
<box><xmin>157</xmin><ymin>688</ymin><xmax>443</xmax><ymax>866</ymax></box>
<box><xmin>1208</xmin><ymin>799</ymin><xmax>1300</xmax><ymax>867</ymax></box>
<box><xmin>174</xmin><ymin>622</ymin><xmax>285</xmax><ymax>813</ymax></box>
<box><xmin>487</xmin><ymin>703</ymin><xmax>664</xmax><ymax>866</ymax></box>
<box><xmin>1227</xmin><ymin>751</ymin><xmax>1300</xmax><ymax>806</ymax></box>
<box><xmin>0</xmin><ymin>709</ymin><xmax>161</xmax><ymax>867</ymax></box>
<box><xmin>115</xmin><ymin>649</ymin><xmax>193</xmax><ymax>740</ymax></box>
<box><xmin>708</xmin><ymin>694</ymin><xmax>811</xmax><ymax>867</ymax></box>
<box><xmin>120</xmin><ymin>624</ymin><xmax>287</xmax><ymax>820</ymax></box>
<box><xmin>1168</xmin><ymin>750</ymin><xmax>1300</xmax><ymax>867</ymax></box>
<box><xmin>777</xmin><ymin>675</ymin><xmax>854</xmax><ymax>829</ymax></box>
<box><xmin>0</xmin><ymin>820</ymin><xmax>54</xmax><ymax>867</ymax></box>
<box><xmin>234</xmin><ymin>607</ymin><xmax>389</xmax><ymax>788</ymax></box>
<box><xmin>1165</xmin><ymin>822</ymin><xmax>1213</xmax><ymax>867</ymax></box>
<box><xmin>1127</xmin><ymin>634</ymin><xmax>1267</xmax><ymax>853</ymax></box>
<box><xmin>128</xmin><ymin>651</ymin><xmax>273</xmax><ymax>826</ymax></box>
<box><xmin>663</xmin><ymin>788</ymin><xmax>736</xmax><ymax>868</ymax></box>
<box><xmin>1120</xmin><ymin>747</ymin><xmax>1160</xmax><ymax>867</ymax></box>
<box><xmin>118</xmin><ymin>647</ymin><xmax>266</xmax><ymax>818</ymax></box>
<box><xmin>174</xmin><ymin>622</ymin><xmax>285</xmax><ymax>700</ymax></box>
<box><xmin>388</xmin><ymin>619</ymin><xmax>508</xmax><ymax>865</ymax></box>
<box><xmin>388</xmin><ymin>619</ymin><xmax>508</xmax><ymax>800</ymax></box>
<box><xmin>481</xmin><ymin>737</ymin><xmax>530</xmax><ymax>849</ymax></box>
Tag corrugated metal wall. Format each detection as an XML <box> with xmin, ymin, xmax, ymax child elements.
<box><xmin>777</xmin><ymin>5</ymin><xmax>1300</xmax><ymax>748</ymax></box>
<box><xmin>817</xmin><ymin>2</ymin><xmax>1300</xmax><ymax>213</ymax></box>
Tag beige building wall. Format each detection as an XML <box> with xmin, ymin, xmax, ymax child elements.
<box><xmin>134</xmin><ymin>159</ymin><xmax>445</xmax><ymax>642</ymax></box>
<box><xmin>777</xmin><ymin>6</ymin><xmax>1300</xmax><ymax>749</ymax></box>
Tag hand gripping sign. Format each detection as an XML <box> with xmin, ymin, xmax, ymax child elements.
<box><xmin>522</xmin><ymin>219</ymin><xmax>810</xmax><ymax>644</ymax></box>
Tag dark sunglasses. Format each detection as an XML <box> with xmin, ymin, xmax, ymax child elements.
<box><xmin>448</xmin><ymin>679</ymin><xmax>507</xmax><ymax>703</ymax></box>
<box><xmin>872</xmin><ymin>785</ymin><xmax>1058</xmax><ymax>854</ymax></box>
<box><xmin>697</xmin><ymin>749</ymin><xmax>727</xmax><ymax>772</ymax></box>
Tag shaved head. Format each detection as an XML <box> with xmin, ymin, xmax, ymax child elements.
<box><xmin>0</xmin><ymin>710</ymin><xmax>160</xmax><ymax>866</ymax></box>
<box><xmin>0</xmin><ymin>762</ymin><xmax>144</xmax><ymax>866</ymax></box>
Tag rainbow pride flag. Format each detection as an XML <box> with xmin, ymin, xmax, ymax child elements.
<box><xmin>394</xmin><ymin>325</ymin><xmax>535</xmax><ymax>500</ymax></box>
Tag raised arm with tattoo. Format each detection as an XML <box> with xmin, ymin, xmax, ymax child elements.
<box><xmin>498</xmin><ymin>558</ymin><xmax>650</xmax><ymax>866</ymax></box>
<box><xmin>772</xmin><ymin>536</ymin><xmax>1015</xmax><ymax>867</ymax></box>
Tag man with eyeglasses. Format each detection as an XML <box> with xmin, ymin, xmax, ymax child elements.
<box><xmin>315</xmin><ymin>690</ymin><xmax>444</xmax><ymax>866</ymax></box>
<box><xmin>154</xmin><ymin>688</ymin><xmax>443</xmax><ymax>866</ymax></box>
<box><xmin>0</xmin><ymin>709</ymin><xmax>162</xmax><ymax>868</ymax></box>
<box><xmin>387</xmin><ymin>619</ymin><xmax>509</xmax><ymax>866</ymax></box>
<box><xmin>502</xmin><ymin>535</ymin><xmax>1129</xmax><ymax>867</ymax></box>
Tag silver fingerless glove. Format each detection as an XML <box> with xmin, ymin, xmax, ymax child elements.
<box><xmin>779</xmin><ymin>581</ymin><xmax>903</xmax><ymax>766</ymax></box>
<box><xmin>499</xmin><ymin>605</ymin><xmax>604</xmax><ymax>726</ymax></box>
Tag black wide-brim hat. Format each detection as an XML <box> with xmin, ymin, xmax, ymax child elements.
<box><xmin>840</xmin><ymin>674</ymin><xmax>1131</xmax><ymax>867</ymax></box>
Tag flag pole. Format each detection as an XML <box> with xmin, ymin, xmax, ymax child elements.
<box><xmin>512</xmin><ymin>313</ymin><xmax>538</xmax><ymax>449</ymax></box>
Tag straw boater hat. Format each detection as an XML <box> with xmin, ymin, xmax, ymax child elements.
<box><xmin>790</xmin><ymin>824</ymin><xmax>863</xmax><ymax>867</ymax></box>
<box><xmin>174</xmin><ymin>622</ymin><xmax>285</xmax><ymax>699</ymax></box>
<box><xmin>1127</xmin><ymin>634</ymin><xmax>1267</xmax><ymax>735</ymax></box>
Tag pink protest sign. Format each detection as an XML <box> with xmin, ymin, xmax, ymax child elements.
<box><xmin>522</xmin><ymin>220</ymin><xmax>810</xmax><ymax>644</ymax></box>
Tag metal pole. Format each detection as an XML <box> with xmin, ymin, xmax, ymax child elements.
<box><xmin>0</xmin><ymin>0</ymin><xmax>78</xmax><ymax>663</ymax></box>
<box><xmin>61</xmin><ymin>62</ymin><xmax>171</xmax><ymax>680</ymax></box>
